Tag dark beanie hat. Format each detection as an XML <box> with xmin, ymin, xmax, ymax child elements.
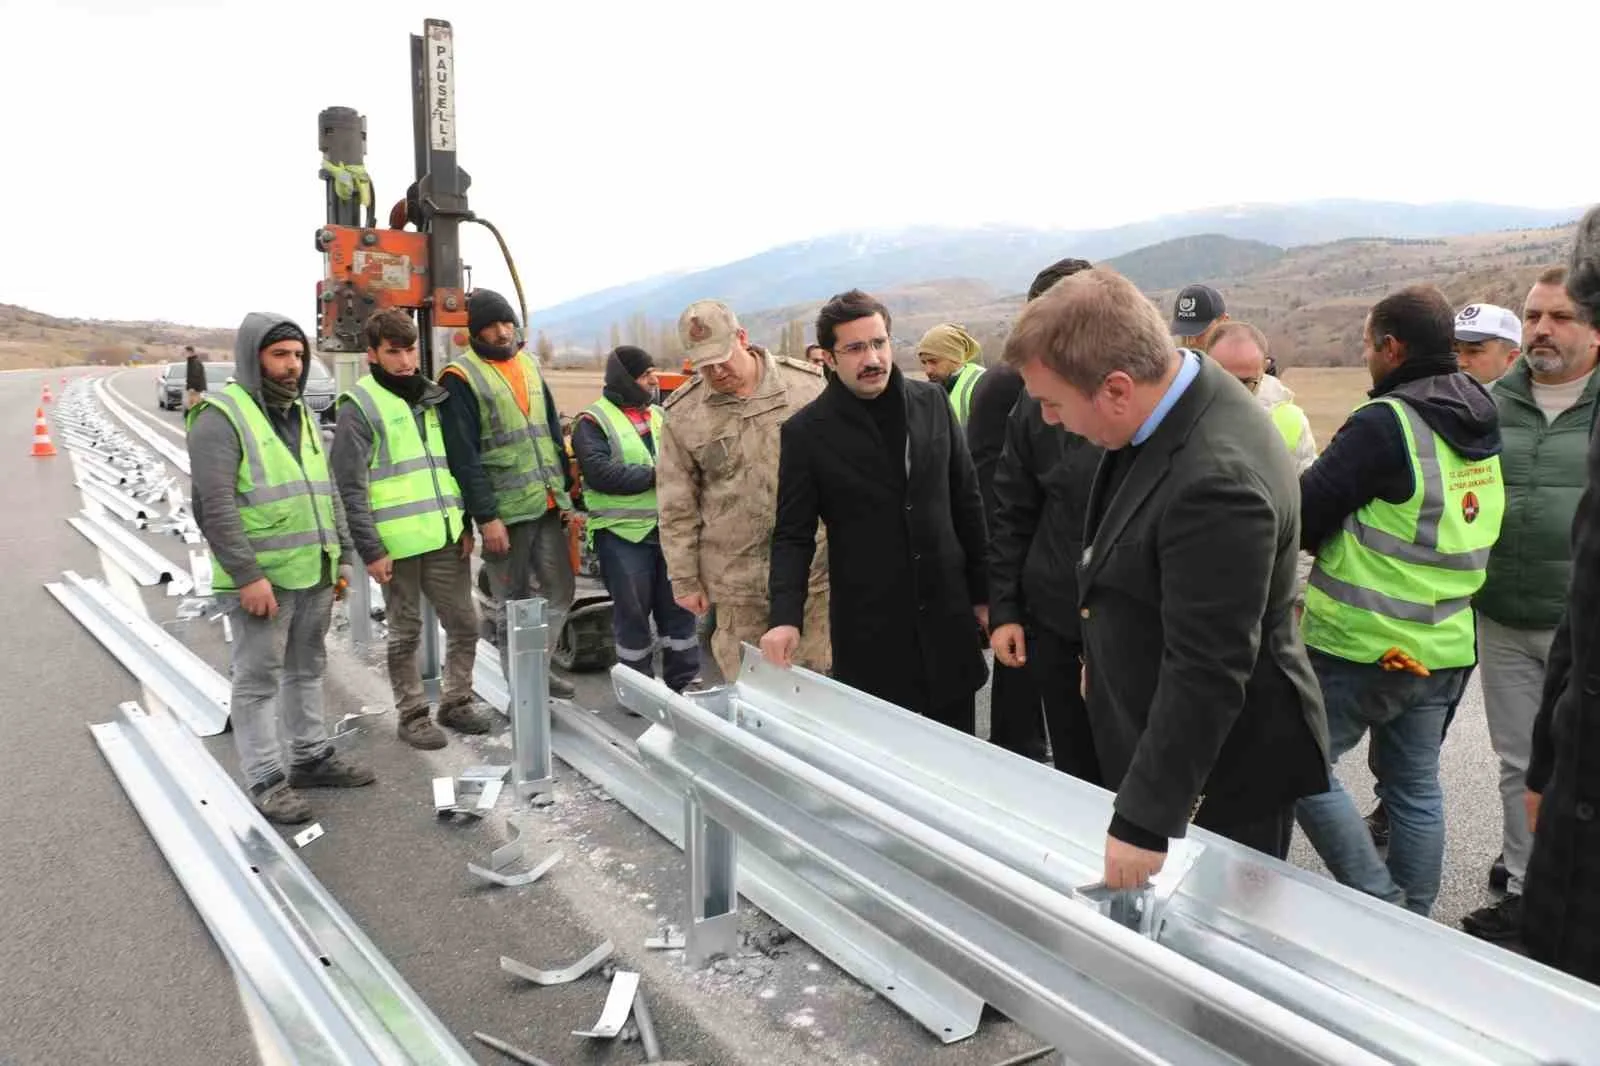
<box><xmin>259</xmin><ymin>320</ymin><xmax>308</xmax><ymax>351</ymax></box>
<box><xmin>468</xmin><ymin>289</ymin><xmax>520</xmax><ymax>335</ymax></box>
<box><xmin>611</xmin><ymin>345</ymin><xmax>654</xmax><ymax>378</ymax></box>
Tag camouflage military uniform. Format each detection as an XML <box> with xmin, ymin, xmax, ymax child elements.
<box><xmin>658</xmin><ymin>346</ymin><xmax>830</xmax><ymax>680</ymax></box>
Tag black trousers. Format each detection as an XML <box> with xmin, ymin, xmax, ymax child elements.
<box><xmin>1198</xmin><ymin>804</ymin><xmax>1295</xmax><ymax>861</ymax></box>
<box><xmin>928</xmin><ymin>693</ymin><xmax>977</xmax><ymax>736</ymax></box>
<box><xmin>987</xmin><ymin>660</ymin><xmax>1050</xmax><ymax>760</ymax></box>
<box><xmin>1029</xmin><ymin>626</ymin><xmax>1102</xmax><ymax>785</ymax></box>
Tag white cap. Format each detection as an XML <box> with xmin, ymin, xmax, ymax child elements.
<box><xmin>1454</xmin><ymin>303</ymin><xmax>1521</xmax><ymax>347</ymax></box>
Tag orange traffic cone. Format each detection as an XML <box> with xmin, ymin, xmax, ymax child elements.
<box><xmin>41</xmin><ymin>384</ymin><xmax>51</xmax><ymax>404</ymax></box>
<box><xmin>31</xmin><ymin>407</ymin><xmax>56</xmax><ymax>457</ymax></box>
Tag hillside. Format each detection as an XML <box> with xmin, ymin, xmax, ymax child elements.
<box><xmin>4</xmin><ymin>214</ymin><xmax>1581</xmax><ymax>373</ymax></box>
<box><xmin>0</xmin><ymin>304</ymin><xmax>232</xmax><ymax>372</ymax></box>
<box><xmin>730</xmin><ymin>224</ymin><xmax>1577</xmax><ymax>371</ymax></box>
<box><xmin>529</xmin><ymin>199</ymin><xmax>1581</xmax><ymax>343</ymax></box>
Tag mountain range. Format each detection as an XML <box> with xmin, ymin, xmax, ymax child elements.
<box><xmin>530</xmin><ymin>199</ymin><xmax>1583</xmax><ymax>343</ymax></box>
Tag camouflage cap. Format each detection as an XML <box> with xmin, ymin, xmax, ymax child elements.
<box><xmin>679</xmin><ymin>300</ymin><xmax>742</xmax><ymax>368</ymax></box>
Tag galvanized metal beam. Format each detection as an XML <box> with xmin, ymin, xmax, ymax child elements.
<box><xmin>470</xmin><ymin>649</ymin><xmax>986</xmax><ymax>1042</ymax></box>
<box><xmin>716</xmin><ymin>648</ymin><xmax>1600</xmax><ymax>1066</ymax></box>
<box><xmin>91</xmin><ymin>701</ymin><xmax>474</xmax><ymax>1065</ymax></box>
<box><xmin>67</xmin><ymin>508</ymin><xmax>193</xmax><ymax>594</ymax></box>
<box><xmin>47</xmin><ymin>570</ymin><xmax>229</xmax><ymax>737</ymax></box>
<box><xmin>629</xmin><ymin>675</ymin><xmax>1383</xmax><ymax>1065</ymax></box>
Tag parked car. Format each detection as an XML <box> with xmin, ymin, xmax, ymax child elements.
<box><xmin>304</xmin><ymin>358</ymin><xmax>337</xmax><ymax>424</ymax></box>
<box><xmin>157</xmin><ymin>361</ymin><xmax>234</xmax><ymax>409</ymax></box>
<box><xmin>156</xmin><ymin>358</ymin><xmax>337</xmax><ymax>424</ymax></box>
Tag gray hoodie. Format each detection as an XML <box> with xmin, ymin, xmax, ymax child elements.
<box><xmin>187</xmin><ymin>312</ymin><xmax>354</xmax><ymax>589</ymax></box>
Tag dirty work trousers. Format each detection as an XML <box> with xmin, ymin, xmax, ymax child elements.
<box><xmin>481</xmin><ymin>509</ymin><xmax>576</xmax><ymax>683</ymax></box>
<box><xmin>594</xmin><ymin>528</ymin><xmax>700</xmax><ymax>691</ymax></box>
<box><xmin>1476</xmin><ymin>613</ymin><xmax>1555</xmax><ymax>896</ymax></box>
<box><xmin>228</xmin><ymin>583</ymin><xmax>335</xmax><ymax>789</ymax></box>
<box><xmin>710</xmin><ymin>594</ymin><xmax>831</xmax><ymax>684</ymax></box>
<box><xmin>383</xmin><ymin>541</ymin><xmax>479</xmax><ymax>721</ymax></box>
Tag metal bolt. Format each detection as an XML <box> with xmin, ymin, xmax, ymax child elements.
<box><xmin>320</xmin><ymin>291</ymin><xmax>334</xmax><ymax>302</ymax></box>
<box><xmin>316</xmin><ymin>228</ymin><xmax>334</xmax><ymax>246</ymax></box>
<box><xmin>444</xmin><ymin>295</ymin><xmax>460</xmax><ymax>311</ymax></box>
<box><xmin>361</xmin><ymin>231</ymin><xmax>377</xmax><ymax>246</ymax></box>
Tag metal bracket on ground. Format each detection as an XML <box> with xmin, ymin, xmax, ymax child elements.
<box><xmin>468</xmin><ymin>849</ymin><xmax>561</xmax><ymax>889</ymax></box>
<box><xmin>329</xmin><ymin>706</ymin><xmax>389</xmax><ymax>749</ymax></box>
<box><xmin>500</xmin><ymin>940</ymin><xmax>614</xmax><ymax>986</ymax></box>
<box><xmin>572</xmin><ymin>970</ymin><xmax>641</xmax><ymax>1039</ymax></box>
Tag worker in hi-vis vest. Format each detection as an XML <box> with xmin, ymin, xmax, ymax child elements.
<box><xmin>916</xmin><ymin>323</ymin><xmax>986</xmax><ymax>427</ymax></box>
<box><xmin>1294</xmin><ymin>284</ymin><xmax>1505</xmax><ymax>919</ymax></box>
<box><xmin>571</xmin><ymin>346</ymin><xmax>701</xmax><ymax>692</ymax></box>
<box><xmin>436</xmin><ymin>289</ymin><xmax>578</xmax><ymax>699</ymax></box>
<box><xmin>331</xmin><ymin>308</ymin><xmax>491</xmax><ymax>752</ymax></box>
<box><xmin>187</xmin><ymin>312</ymin><xmax>373</xmax><ymax>827</ymax></box>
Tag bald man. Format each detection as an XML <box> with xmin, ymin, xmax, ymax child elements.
<box><xmin>1208</xmin><ymin>322</ymin><xmax>1317</xmax><ymax>473</ymax></box>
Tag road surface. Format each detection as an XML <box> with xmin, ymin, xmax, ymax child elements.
<box><xmin>0</xmin><ymin>362</ymin><xmax>1527</xmax><ymax>1065</ymax></box>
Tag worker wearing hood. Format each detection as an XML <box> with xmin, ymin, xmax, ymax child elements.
<box><xmin>187</xmin><ymin>312</ymin><xmax>369</xmax><ymax>826</ymax></box>
<box><xmin>917</xmin><ymin>323</ymin><xmax>986</xmax><ymax>427</ymax></box>
<box><xmin>572</xmin><ymin>346</ymin><xmax>701</xmax><ymax>691</ymax></box>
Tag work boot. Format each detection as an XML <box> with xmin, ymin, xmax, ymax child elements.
<box><xmin>438</xmin><ymin>699</ymin><xmax>492</xmax><ymax>735</ymax></box>
<box><xmin>289</xmin><ymin>749</ymin><xmax>377</xmax><ymax>789</ymax></box>
<box><xmin>1489</xmin><ymin>853</ymin><xmax>1509</xmax><ymax>892</ymax></box>
<box><xmin>548</xmin><ymin>671</ymin><xmax>576</xmax><ymax>699</ymax></box>
<box><xmin>397</xmin><ymin>710</ymin><xmax>447</xmax><ymax>750</ymax></box>
<box><xmin>1365</xmin><ymin>802</ymin><xmax>1390</xmax><ymax>847</ymax></box>
<box><xmin>1461</xmin><ymin>894</ymin><xmax>1523</xmax><ymax>943</ymax></box>
<box><xmin>251</xmin><ymin>776</ymin><xmax>313</xmax><ymax>825</ymax></box>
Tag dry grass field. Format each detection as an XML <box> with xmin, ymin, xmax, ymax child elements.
<box><xmin>545</xmin><ymin>365</ymin><xmax>1372</xmax><ymax>449</ymax></box>
<box><xmin>1279</xmin><ymin>366</ymin><xmax>1370</xmax><ymax>446</ymax></box>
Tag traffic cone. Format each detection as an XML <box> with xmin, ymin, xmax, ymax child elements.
<box><xmin>41</xmin><ymin>383</ymin><xmax>51</xmax><ymax>404</ymax></box>
<box><xmin>30</xmin><ymin>407</ymin><xmax>56</xmax><ymax>457</ymax></box>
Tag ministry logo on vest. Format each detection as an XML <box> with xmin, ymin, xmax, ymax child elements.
<box><xmin>1462</xmin><ymin>491</ymin><xmax>1481</xmax><ymax>523</ymax></box>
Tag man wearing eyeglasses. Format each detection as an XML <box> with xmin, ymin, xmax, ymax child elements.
<box><xmin>656</xmin><ymin>299</ymin><xmax>831</xmax><ymax>683</ymax></box>
<box><xmin>760</xmin><ymin>289</ymin><xmax>991</xmax><ymax>734</ymax></box>
<box><xmin>1208</xmin><ymin>322</ymin><xmax>1318</xmax><ymax>473</ymax></box>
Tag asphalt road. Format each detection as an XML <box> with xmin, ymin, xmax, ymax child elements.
<box><xmin>0</xmin><ymin>362</ymin><xmax>1534</xmax><ymax>1065</ymax></box>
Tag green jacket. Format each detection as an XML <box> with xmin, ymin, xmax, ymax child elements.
<box><xmin>1474</xmin><ymin>360</ymin><xmax>1600</xmax><ymax>630</ymax></box>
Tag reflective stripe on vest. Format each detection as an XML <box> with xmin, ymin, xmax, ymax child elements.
<box><xmin>447</xmin><ymin>351</ymin><xmax>567</xmax><ymax>524</ymax></box>
<box><xmin>948</xmin><ymin>362</ymin><xmax>985</xmax><ymax>426</ymax></box>
<box><xmin>1302</xmin><ymin>396</ymin><xmax>1505</xmax><ymax>669</ymax></box>
<box><xmin>188</xmin><ymin>382</ymin><xmax>340</xmax><ymax>592</ymax></box>
<box><xmin>341</xmin><ymin>377</ymin><xmax>466</xmax><ymax>561</ymax></box>
<box><xmin>580</xmin><ymin>397</ymin><xmax>661</xmax><ymax>546</ymax></box>
<box><xmin>1270</xmin><ymin>402</ymin><xmax>1304</xmax><ymax>452</ymax></box>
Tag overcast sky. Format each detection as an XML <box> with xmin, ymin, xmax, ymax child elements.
<box><xmin>6</xmin><ymin>0</ymin><xmax>1596</xmax><ymax>330</ymax></box>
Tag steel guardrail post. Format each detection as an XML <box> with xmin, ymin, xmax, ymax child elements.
<box><xmin>507</xmin><ymin>597</ymin><xmax>553</xmax><ymax>798</ymax></box>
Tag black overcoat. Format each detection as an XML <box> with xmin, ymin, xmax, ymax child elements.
<box><xmin>768</xmin><ymin>369</ymin><xmax>989</xmax><ymax>717</ymax></box>
<box><xmin>1524</xmin><ymin>404</ymin><xmax>1600</xmax><ymax>983</ymax></box>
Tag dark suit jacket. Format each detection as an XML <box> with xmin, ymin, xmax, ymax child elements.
<box><xmin>1522</xmin><ymin>405</ymin><xmax>1600</xmax><ymax>980</ymax></box>
<box><xmin>769</xmin><ymin>369</ymin><xmax>990</xmax><ymax>715</ymax></box>
<box><xmin>1079</xmin><ymin>354</ymin><xmax>1330</xmax><ymax>841</ymax></box>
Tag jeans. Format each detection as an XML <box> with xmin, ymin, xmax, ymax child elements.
<box><xmin>1295</xmin><ymin>649</ymin><xmax>1467</xmax><ymax>915</ymax></box>
<box><xmin>481</xmin><ymin>509</ymin><xmax>575</xmax><ymax>683</ymax></box>
<box><xmin>594</xmin><ymin>528</ymin><xmax>700</xmax><ymax>691</ymax></box>
<box><xmin>383</xmin><ymin>541</ymin><xmax>479</xmax><ymax>719</ymax></box>
<box><xmin>227</xmin><ymin>583</ymin><xmax>335</xmax><ymax>788</ymax></box>
<box><xmin>1476</xmin><ymin>613</ymin><xmax>1555</xmax><ymax>895</ymax></box>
